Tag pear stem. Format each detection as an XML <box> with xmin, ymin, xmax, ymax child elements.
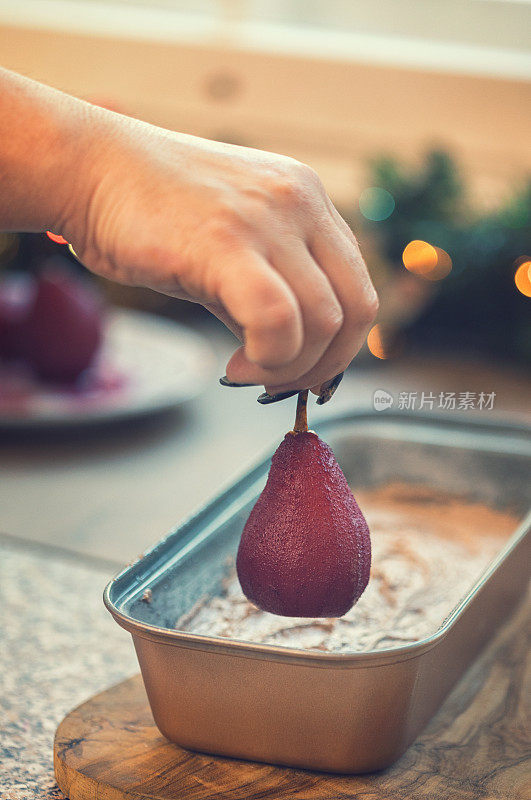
<box><xmin>293</xmin><ymin>390</ymin><xmax>309</xmax><ymax>433</ymax></box>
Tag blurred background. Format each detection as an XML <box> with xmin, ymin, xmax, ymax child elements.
<box><xmin>0</xmin><ymin>0</ymin><xmax>530</xmax><ymax>562</ymax></box>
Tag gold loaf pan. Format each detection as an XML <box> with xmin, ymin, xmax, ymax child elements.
<box><xmin>105</xmin><ymin>411</ymin><xmax>530</xmax><ymax>773</ymax></box>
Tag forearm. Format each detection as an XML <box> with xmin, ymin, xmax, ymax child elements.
<box><xmin>0</xmin><ymin>68</ymin><xmax>93</xmax><ymax>233</ymax></box>
<box><xmin>0</xmin><ymin>68</ymin><xmax>377</xmax><ymax>393</ymax></box>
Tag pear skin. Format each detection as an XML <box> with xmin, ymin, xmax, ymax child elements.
<box><xmin>237</xmin><ymin>430</ymin><xmax>371</xmax><ymax>618</ymax></box>
<box><xmin>21</xmin><ymin>260</ymin><xmax>104</xmax><ymax>382</ymax></box>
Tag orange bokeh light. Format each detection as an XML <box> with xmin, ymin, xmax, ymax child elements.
<box><xmin>402</xmin><ymin>240</ymin><xmax>452</xmax><ymax>281</ymax></box>
<box><xmin>46</xmin><ymin>231</ymin><xmax>68</xmax><ymax>245</ymax></box>
<box><xmin>367</xmin><ymin>324</ymin><xmax>387</xmax><ymax>359</ymax></box>
<box><xmin>514</xmin><ymin>260</ymin><xmax>531</xmax><ymax>297</ymax></box>
<box><xmin>402</xmin><ymin>240</ymin><xmax>438</xmax><ymax>275</ymax></box>
<box><xmin>46</xmin><ymin>231</ymin><xmax>68</xmax><ymax>244</ymax></box>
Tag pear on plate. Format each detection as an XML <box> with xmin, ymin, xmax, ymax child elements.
<box><xmin>21</xmin><ymin>259</ymin><xmax>104</xmax><ymax>382</ymax></box>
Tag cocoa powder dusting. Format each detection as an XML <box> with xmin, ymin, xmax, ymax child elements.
<box><xmin>176</xmin><ymin>483</ymin><xmax>518</xmax><ymax>653</ymax></box>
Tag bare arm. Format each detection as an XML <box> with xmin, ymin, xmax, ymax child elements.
<box><xmin>0</xmin><ymin>68</ymin><xmax>378</xmax><ymax>397</ymax></box>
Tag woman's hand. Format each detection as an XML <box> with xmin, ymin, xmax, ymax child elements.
<box><xmin>60</xmin><ymin>113</ymin><xmax>379</xmax><ymax>397</ymax></box>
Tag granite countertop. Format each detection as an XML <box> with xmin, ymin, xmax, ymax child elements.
<box><xmin>2</xmin><ymin>521</ymin><xmax>530</xmax><ymax>800</ymax></box>
<box><xmin>0</xmin><ymin>536</ymin><xmax>137</xmax><ymax>800</ymax></box>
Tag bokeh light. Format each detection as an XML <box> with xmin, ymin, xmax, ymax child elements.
<box><xmin>68</xmin><ymin>243</ymin><xmax>81</xmax><ymax>261</ymax></box>
<box><xmin>402</xmin><ymin>240</ymin><xmax>452</xmax><ymax>281</ymax></box>
<box><xmin>429</xmin><ymin>247</ymin><xmax>453</xmax><ymax>281</ymax></box>
<box><xmin>367</xmin><ymin>324</ymin><xmax>388</xmax><ymax>359</ymax></box>
<box><xmin>514</xmin><ymin>259</ymin><xmax>531</xmax><ymax>298</ymax></box>
<box><xmin>46</xmin><ymin>231</ymin><xmax>68</xmax><ymax>245</ymax></box>
<box><xmin>359</xmin><ymin>187</ymin><xmax>395</xmax><ymax>222</ymax></box>
<box><xmin>402</xmin><ymin>240</ymin><xmax>437</xmax><ymax>275</ymax></box>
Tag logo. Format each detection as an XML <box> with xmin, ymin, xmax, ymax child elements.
<box><xmin>373</xmin><ymin>389</ymin><xmax>394</xmax><ymax>411</ymax></box>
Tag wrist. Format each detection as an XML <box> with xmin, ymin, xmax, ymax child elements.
<box><xmin>38</xmin><ymin>94</ymin><xmax>110</xmax><ymax>244</ymax></box>
<box><xmin>56</xmin><ymin>105</ymin><xmax>144</xmax><ymax>255</ymax></box>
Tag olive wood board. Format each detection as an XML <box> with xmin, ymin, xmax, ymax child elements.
<box><xmin>54</xmin><ymin>598</ymin><xmax>530</xmax><ymax>800</ymax></box>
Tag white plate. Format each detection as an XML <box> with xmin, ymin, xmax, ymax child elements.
<box><xmin>0</xmin><ymin>309</ymin><xmax>215</xmax><ymax>428</ymax></box>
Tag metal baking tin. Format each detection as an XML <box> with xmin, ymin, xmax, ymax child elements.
<box><xmin>104</xmin><ymin>411</ymin><xmax>530</xmax><ymax>773</ymax></box>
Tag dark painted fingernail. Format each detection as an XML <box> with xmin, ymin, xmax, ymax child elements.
<box><xmin>219</xmin><ymin>376</ymin><xmax>257</xmax><ymax>387</ymax></box>
<box><xmin>316</xmin><ymin>372</ymin><xmax>344</xmax><ymax>405</ymax></box>
<box><xmin>257</xmin><ymin>390</ymin><xmax>300</xmax><ymax>405</ymax></box>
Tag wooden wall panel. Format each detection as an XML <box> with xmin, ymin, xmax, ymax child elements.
<box><xmin>1</xmin><ymin>24</ymin><xmax>530</xmax><ymax>204</ymax></box>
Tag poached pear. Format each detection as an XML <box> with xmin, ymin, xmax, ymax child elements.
<box><xmin>20</xmin><ymin>259</ymin><xmax>104</xmax><ymax>382</ymax></box>
<box><xmin>237</xmin><ymin>391</ymin><xmax>371</xmax><ymax>618</ymax></box>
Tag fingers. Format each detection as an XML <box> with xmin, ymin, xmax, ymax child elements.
<box><xmin>224</xmin><ymin>241</ymin><xmax>343</xmax><ymax>386</ymax></box>
<box><xmin>263</xmin><ymin>222</ymin><xmax>378</xmax><ymax>395</ymax></box>
<box><xmin>203</xmin><ymin>301</ymin><xmax>244</xmax><ymax>343</ymax></box>
<box><xmin>326</xmin><ymin>196</ymin><xmax>359</xmax><ymax>245</ymax></box>
<box><xmin>214</xmin><ymin>249</ymin><xmax>303</xmax><ymax>370</ymax></box>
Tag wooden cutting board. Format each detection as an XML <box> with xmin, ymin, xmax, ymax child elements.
<box><xmin>54</xmin><ymin>598</ymin><xmax>529</xmax><ymax>800</ymax></box>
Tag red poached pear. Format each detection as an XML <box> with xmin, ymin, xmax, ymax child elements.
<box><xmin>21</xmin><ymin>260</ymin><xmax>104</xmax><ymax>382</ymax></box>
<box><xmin>237</xmin><ymin>393</ymin><xmax>371</xmax><ymax>618</ymax></box>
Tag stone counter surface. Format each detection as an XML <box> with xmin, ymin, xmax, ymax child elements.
<box><xmin>1</xmin><ymin>533</ymin><xmax>530</xmax><ymax>800</ymax></box>
<box><xmin>0</xmin><ymin>537</ymin><xmax>137</xmax><ymax>800</ymax></box>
